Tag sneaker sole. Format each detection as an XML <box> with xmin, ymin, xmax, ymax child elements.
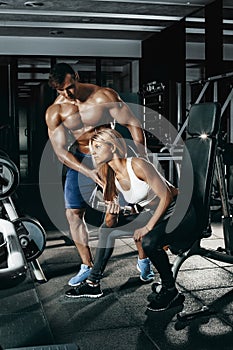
<box><xmin>137</xmin><ymin>264</ymin><xmax>155</xmax><ymax>282</ymax></box>
<box><xmin>68</xmin><ymin>282</ymin><xmax>82</xmax><ymax>287</ymax></box>
<box><xmin>68</xmin><ymin>271</ymin><xmax>92</xmax><ymax>287</ymax></box>
<box><xmin>147</xmin><ymin>293</ymin><xmax>185</xmax><ymax>312</ymax></box>
<box><xmin>65</xmin><ymin>292</ymin><xmax>103</xmax><ymax>299</ymax></box>
<box><xmin>140</xmin><ymin>275</ymin><xmax>154</xmax><ymax>283</ymax></box>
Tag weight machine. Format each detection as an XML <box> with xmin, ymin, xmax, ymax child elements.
<box><xmin>169</xmin><ymin>101</ymin><xmax>233</xmax><ymax>321</ymax></box>
<box><xmin>171</xmin><ymin>120</ymin><xmax>233</xmax><ymax>279</ymax></box>
<box><xmin>0</xmin><ymin>152</ymin><xmax>47</xmax><ymax>285</ymax></box>
<box><xmin>102</xmin><ymin>101</ymin><xmax>233</xmax><ymax>321</ymax></box>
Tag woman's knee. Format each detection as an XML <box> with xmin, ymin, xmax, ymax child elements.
<box><xmin>142</xmin><ymin>235</ymin><xmax>153</xmax><ymax>255</ymax></box>
<box><xmin>142</xmin><ymin>230</ymin><xmax>163</xmax><ymax>255</ymax></box>
<box><xmin>97</xmin><ymin>226</ymin><xmax>114</xmax><ymax>246</ymax></box>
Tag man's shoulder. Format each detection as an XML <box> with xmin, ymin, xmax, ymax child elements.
<box><xmin>97</xmin><ymin>86</ymin><xmax>116</xmax><ymax>95</ymax></box>
<box><xmin>46</xmin><ymin>102</ymin><xmax>61</xmax><ymax>118</ymax></box>
<box><xmin>92</xmin><ymin>85</ymin><xmax>120</xmax><ymax>103</ymax></box>
<box><xmin>46</xmin><ymin>95</ymin><xmax>63</xmax><ymax>112</ymax></box>
<box><xmin>46</xmin><ymin>100</ymin><xmax>78</xmax><ymax>117</ymax></box>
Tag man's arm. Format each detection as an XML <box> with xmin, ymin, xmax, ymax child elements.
<box><xmin>101</xmin><ymin>88</ymin><xmax>148</xmax><ymax>158</ymax></box>
<box><xmin>114</xmin><ymin>103</ymin><xmax>148</xmax><ymax>159</ymax></box>
<box><xmin>45</xmin><ymin>104</ymin><xmax>103</xmax><ymax>186</ymax></box>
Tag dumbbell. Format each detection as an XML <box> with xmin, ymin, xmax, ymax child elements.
<box><xmin>177</xmin><ymin>305</ymin><xmax>213</xmax><ymax>322</ymax></box>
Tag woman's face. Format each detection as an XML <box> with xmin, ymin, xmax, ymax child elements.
<box><xmin>91</xmin><ymin>140</ymin><xmax>114</xmax><ymax>165</ymax></box>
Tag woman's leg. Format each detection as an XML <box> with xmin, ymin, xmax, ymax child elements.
<box><xmin>142</xmin><ymin>207</ymin><xmax>198</xmax><ymax>311</ymax></box>
<box><xmin>88</xmin><ymin>210</ymin><xmax>153</xmax><ymax>283</ymax></box>
<box><xmin>88</xmin><ymin>215</ymin><xmax>134</xmax><ymax>283</ymax></box>
<box><xmin>142</xmin><ymin>220</ymin><xmax>175</xmax><ymax>288</ymax></box>
<box><xmin>87</xmin><ymin>224</ymin><xmax>114</xmax><ymax>283</ymax></box>
<box><xmin>142</xmin><ymin>204</ymin><xmax>198</xmax><ymax>288</ymax></box>
<box><xmin>100</xmin><ymin>211</ymin><xmax>154</xmax><ymax>279</ymax></box>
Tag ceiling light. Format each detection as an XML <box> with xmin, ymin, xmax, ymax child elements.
<box><xmin>0</xmin><ymin>21</ymin><xmax>164</xmax><ymax>32</ymax></box>
<box><xmin>0</xmin><ymin>9</ymin><xmax>182</xmax><ymax>22</ymax></box>
<box><xmin>24</xmin><ymin>1</ymin><xmax>44</xmax><ymax>7</ymax></box>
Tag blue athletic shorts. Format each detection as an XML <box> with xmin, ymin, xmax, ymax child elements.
<box><xmin>64</xmin><ymin>151</ymin><xmax>96</xmax><ymax>209</ymax></box>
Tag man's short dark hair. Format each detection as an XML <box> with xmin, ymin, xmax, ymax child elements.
<box><xmin>48</xmin><ymin>63</ymin><xmax>76</xmax><ymax>89</ymax></box>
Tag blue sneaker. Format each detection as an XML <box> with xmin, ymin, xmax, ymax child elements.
<box><xmin>137</xmin><ymin>257</ymin><xmax>155</xmax><ymax>282</ymax></box>
<box><xmin>68</xmin><ymin>264</ymin><xmax>92</xmax><ymax>287</ymax></box>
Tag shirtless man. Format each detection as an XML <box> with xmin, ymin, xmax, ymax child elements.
<box><xmin>45</xmin><ymin>62</ymin><xmax>147</xmax><ymax>286</ymax></box>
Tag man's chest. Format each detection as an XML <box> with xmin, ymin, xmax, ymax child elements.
<box><xmin>78</xmin><ymin>104</ymin><xmax>110</xmax><ymax>126</ymax></box>
<box><xmin>62</xmin><ymin>105</ymin><xmax>111</xmax><ymax>132</ymax></box>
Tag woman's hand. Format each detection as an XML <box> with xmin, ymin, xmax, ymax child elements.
<box><xmin>134</xmin><ymin>226</ymin><xmax>150</xmax><ymax>242</ymax></box>
<box><xmin>105</xmin><ymin>200</ymin><xmax>120</xmax><ymax>227</ymax></box>
<box><xmin>106</xmin><ymin>201</ymin><xmax>120</xmax><ymax>215</ymax></box>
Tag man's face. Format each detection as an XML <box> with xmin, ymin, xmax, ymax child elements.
<box><xmin>57</xmin><ymin>73</ymin><xmax>76</xmax><ymax>101</ymax></box>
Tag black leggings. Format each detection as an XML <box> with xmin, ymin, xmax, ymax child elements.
<box><xmin>88</xmin><ymin>210</ymin><xmax>153</xmax><ymax>283</ymax></box>
<box><xmin>88</xmin><ymin>202</ymin><xmax>197</xmax><ymax>286</ymax></box>
<box><xmin>142</xmin><ymin>205</ymin><xmax>197</xmax><ymax>287</ymax></box>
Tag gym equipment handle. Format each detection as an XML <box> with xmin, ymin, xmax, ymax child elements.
<box><xmin>177</xmin><ymin>305</ymin><xmax>212</xmax><ymax>322</ymax></box>
<box><xmin>0</xmin><ymin>219</ymin><xmax>27</xmax><ymax>278</ymax></box>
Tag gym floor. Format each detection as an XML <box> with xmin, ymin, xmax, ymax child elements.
<box><xmin>1</xmin><ymin>221</ymin><xmax>233</xmax><ymax>350</ymax></box>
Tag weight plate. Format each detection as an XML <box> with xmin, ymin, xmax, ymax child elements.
<box><xmin>13</xmin><ymin>217</ymin><xmax>46</xmax><ymax>261</ymax></box>
<box><xmin>0</xmin><ymin>156</ymin><xmax>19</xmax><ymax>199</ymax></box>
<box><xmin>0</xmin><ymin>150</ymin><xmax>9</xmax><ymax>158</ymax></box>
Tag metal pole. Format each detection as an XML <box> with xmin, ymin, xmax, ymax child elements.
<box><xmin>177</xmin><ymin>82</ymin><xmax>182</xmax><ymax>131</ymax></box>
<box><xmin>221</xmin><ymin>87</ymin><xmax>233</xmax><ymax>116</ymax></box>
<box><xmin>230</xmin><ymin>93</ymin><xmax>233</xmax><ymax>143</ymax></box>
<box><xmin>216</xmin><ymin>151</ymin><xmax>233</xmax><ymax>255</ymax></box>
<box><xmin>213</xmin><ymin>81</ymin><xmax>218</xmax><ymax>102</ymax></box>
<box><xmin>173</xmin><ymin>81</ymin><xmax>210</xmax><ymax>147</ymax></box>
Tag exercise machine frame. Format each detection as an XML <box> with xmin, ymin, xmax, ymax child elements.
<box><xmin>0</xmin><ymin>153</ymin><xmax>47</xmax><ymax>284</ymax></box>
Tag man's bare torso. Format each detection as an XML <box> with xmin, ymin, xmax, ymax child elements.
<box><xmin>51</xmin><ymin>86</ymin><xmax>115</xmax><ymax>153</ymax></box>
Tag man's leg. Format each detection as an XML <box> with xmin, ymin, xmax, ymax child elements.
<box><xmin>66</xmin><ymin>207</ymin><xmax>94</xmax><ymax>286</ymax></box>
<box><xmin>66</xmin><ymin>208</ymin><xmax>93</xmax><ymax>267</ymax></box>
<box><xmin>64</xmin><ymin>152</ymin><xmax>96</xmax><ymax>286</ymax></box>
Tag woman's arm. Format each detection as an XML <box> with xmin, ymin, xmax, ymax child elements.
<box><xmin>131</xmin><ymin>158</ymin><xmax>176</xmax><ymax>241</ymax></box>
<box><xmin>105</xmin><ymin>201</ymin><xmax>121</xmax><ymax>228</ymax></box>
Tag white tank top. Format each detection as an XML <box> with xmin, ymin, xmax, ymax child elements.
<box><xmin>115</xmin><ymin>158</ymin><xmax>156</xmax><ymax>207</ymax></box>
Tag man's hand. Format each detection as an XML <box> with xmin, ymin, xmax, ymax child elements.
<box><xmin>88</xmin><ymin>169</ymin><xmax>104</xmax><ymax>188</ymax></box>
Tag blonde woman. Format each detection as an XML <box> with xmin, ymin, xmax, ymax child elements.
<box><xmin>66</xmin><ymin>128</ymin><xmax>197</xmax><ymax>312</ymax></box>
